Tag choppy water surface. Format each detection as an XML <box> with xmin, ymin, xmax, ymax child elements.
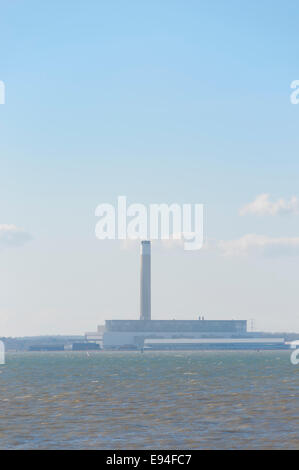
<box><xmin>0</xmin><ymin>351</ymin><xmax>298</xmax><ymax>449</ymax></box>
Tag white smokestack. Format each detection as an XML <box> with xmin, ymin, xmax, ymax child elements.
<box><xmin>140</xmin><ymin>240</ymin><xmax>151</xmax><ymax>321</ymax></box>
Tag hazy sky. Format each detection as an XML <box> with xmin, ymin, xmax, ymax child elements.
<box><xmin>1</xmin><ymin>0</ymin><xmax>299</xmax><ymax>336</ymax></box>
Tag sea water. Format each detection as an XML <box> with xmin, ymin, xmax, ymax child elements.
<box><xmin>0</xmin><ymin>351</ymin><xmax>298</xmax><ymax>449</ymax></box>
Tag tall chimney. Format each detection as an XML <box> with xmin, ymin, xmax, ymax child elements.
<box><xmin>140</xmin><ymin>240</ymin><xmax>151</xmax><ymax>321</ymax></box>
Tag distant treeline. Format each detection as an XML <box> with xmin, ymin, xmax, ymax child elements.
<box><xmin>0</xmin><ymin>336</ymin><xmax>85</xmax><ymax>351</ymax></box>
<box><xmin>1</xmin><ymin>332</ymin><xmax>299</xmax><ymax>351</ymax></box>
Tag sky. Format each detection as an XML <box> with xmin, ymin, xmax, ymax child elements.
<box><xmin>0</xmin><ymin>0</ymin><xmax>299</xmax><ymax>335</ymax></box>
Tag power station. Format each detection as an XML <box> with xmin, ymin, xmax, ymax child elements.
<box><xmin>85</xmin><ymin>241</ymin><xmax>286</xmax><ymax>350</ymax></box>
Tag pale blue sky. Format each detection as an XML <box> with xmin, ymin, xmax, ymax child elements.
<box><xmin>0</xmin><ymin>0</ymin><xmax>299</xmax><ymax>335</ymax></box>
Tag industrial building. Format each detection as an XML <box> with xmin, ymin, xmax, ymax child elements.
<box><xmin>86</xmin><ymin>241</ymin><xmax>287</xmax><ymax>351</ymax></box>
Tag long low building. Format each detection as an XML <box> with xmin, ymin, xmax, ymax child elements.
<box><xmin>86</xmin><ymin>321</ymin><xmax>287</xmax><ymax>350</ymax></box>
<box><xmin>144</xmin><ymin>337</ymin><xmax>287</xmax><ymax>350</ymax></box>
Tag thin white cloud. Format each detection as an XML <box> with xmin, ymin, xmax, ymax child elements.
<box><xmin>218</xmin><ymin>234</ymin><xmax>299</xmax><ymax>256</ymax></box>
<box><xmin>240</xmin><ymin>194</ymin><xmax>299</xmax><ymax>216</ymax></box>
<box><xmin>0</xmin><ymin>225</ymin><xmax>33</xmax><ymax>247</ymax></box>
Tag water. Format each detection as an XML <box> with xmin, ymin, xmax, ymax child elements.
<box><xmin>0</xmin><ymin>351</ymin><xmax>298</xmax><ymax>449</ymax></box>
